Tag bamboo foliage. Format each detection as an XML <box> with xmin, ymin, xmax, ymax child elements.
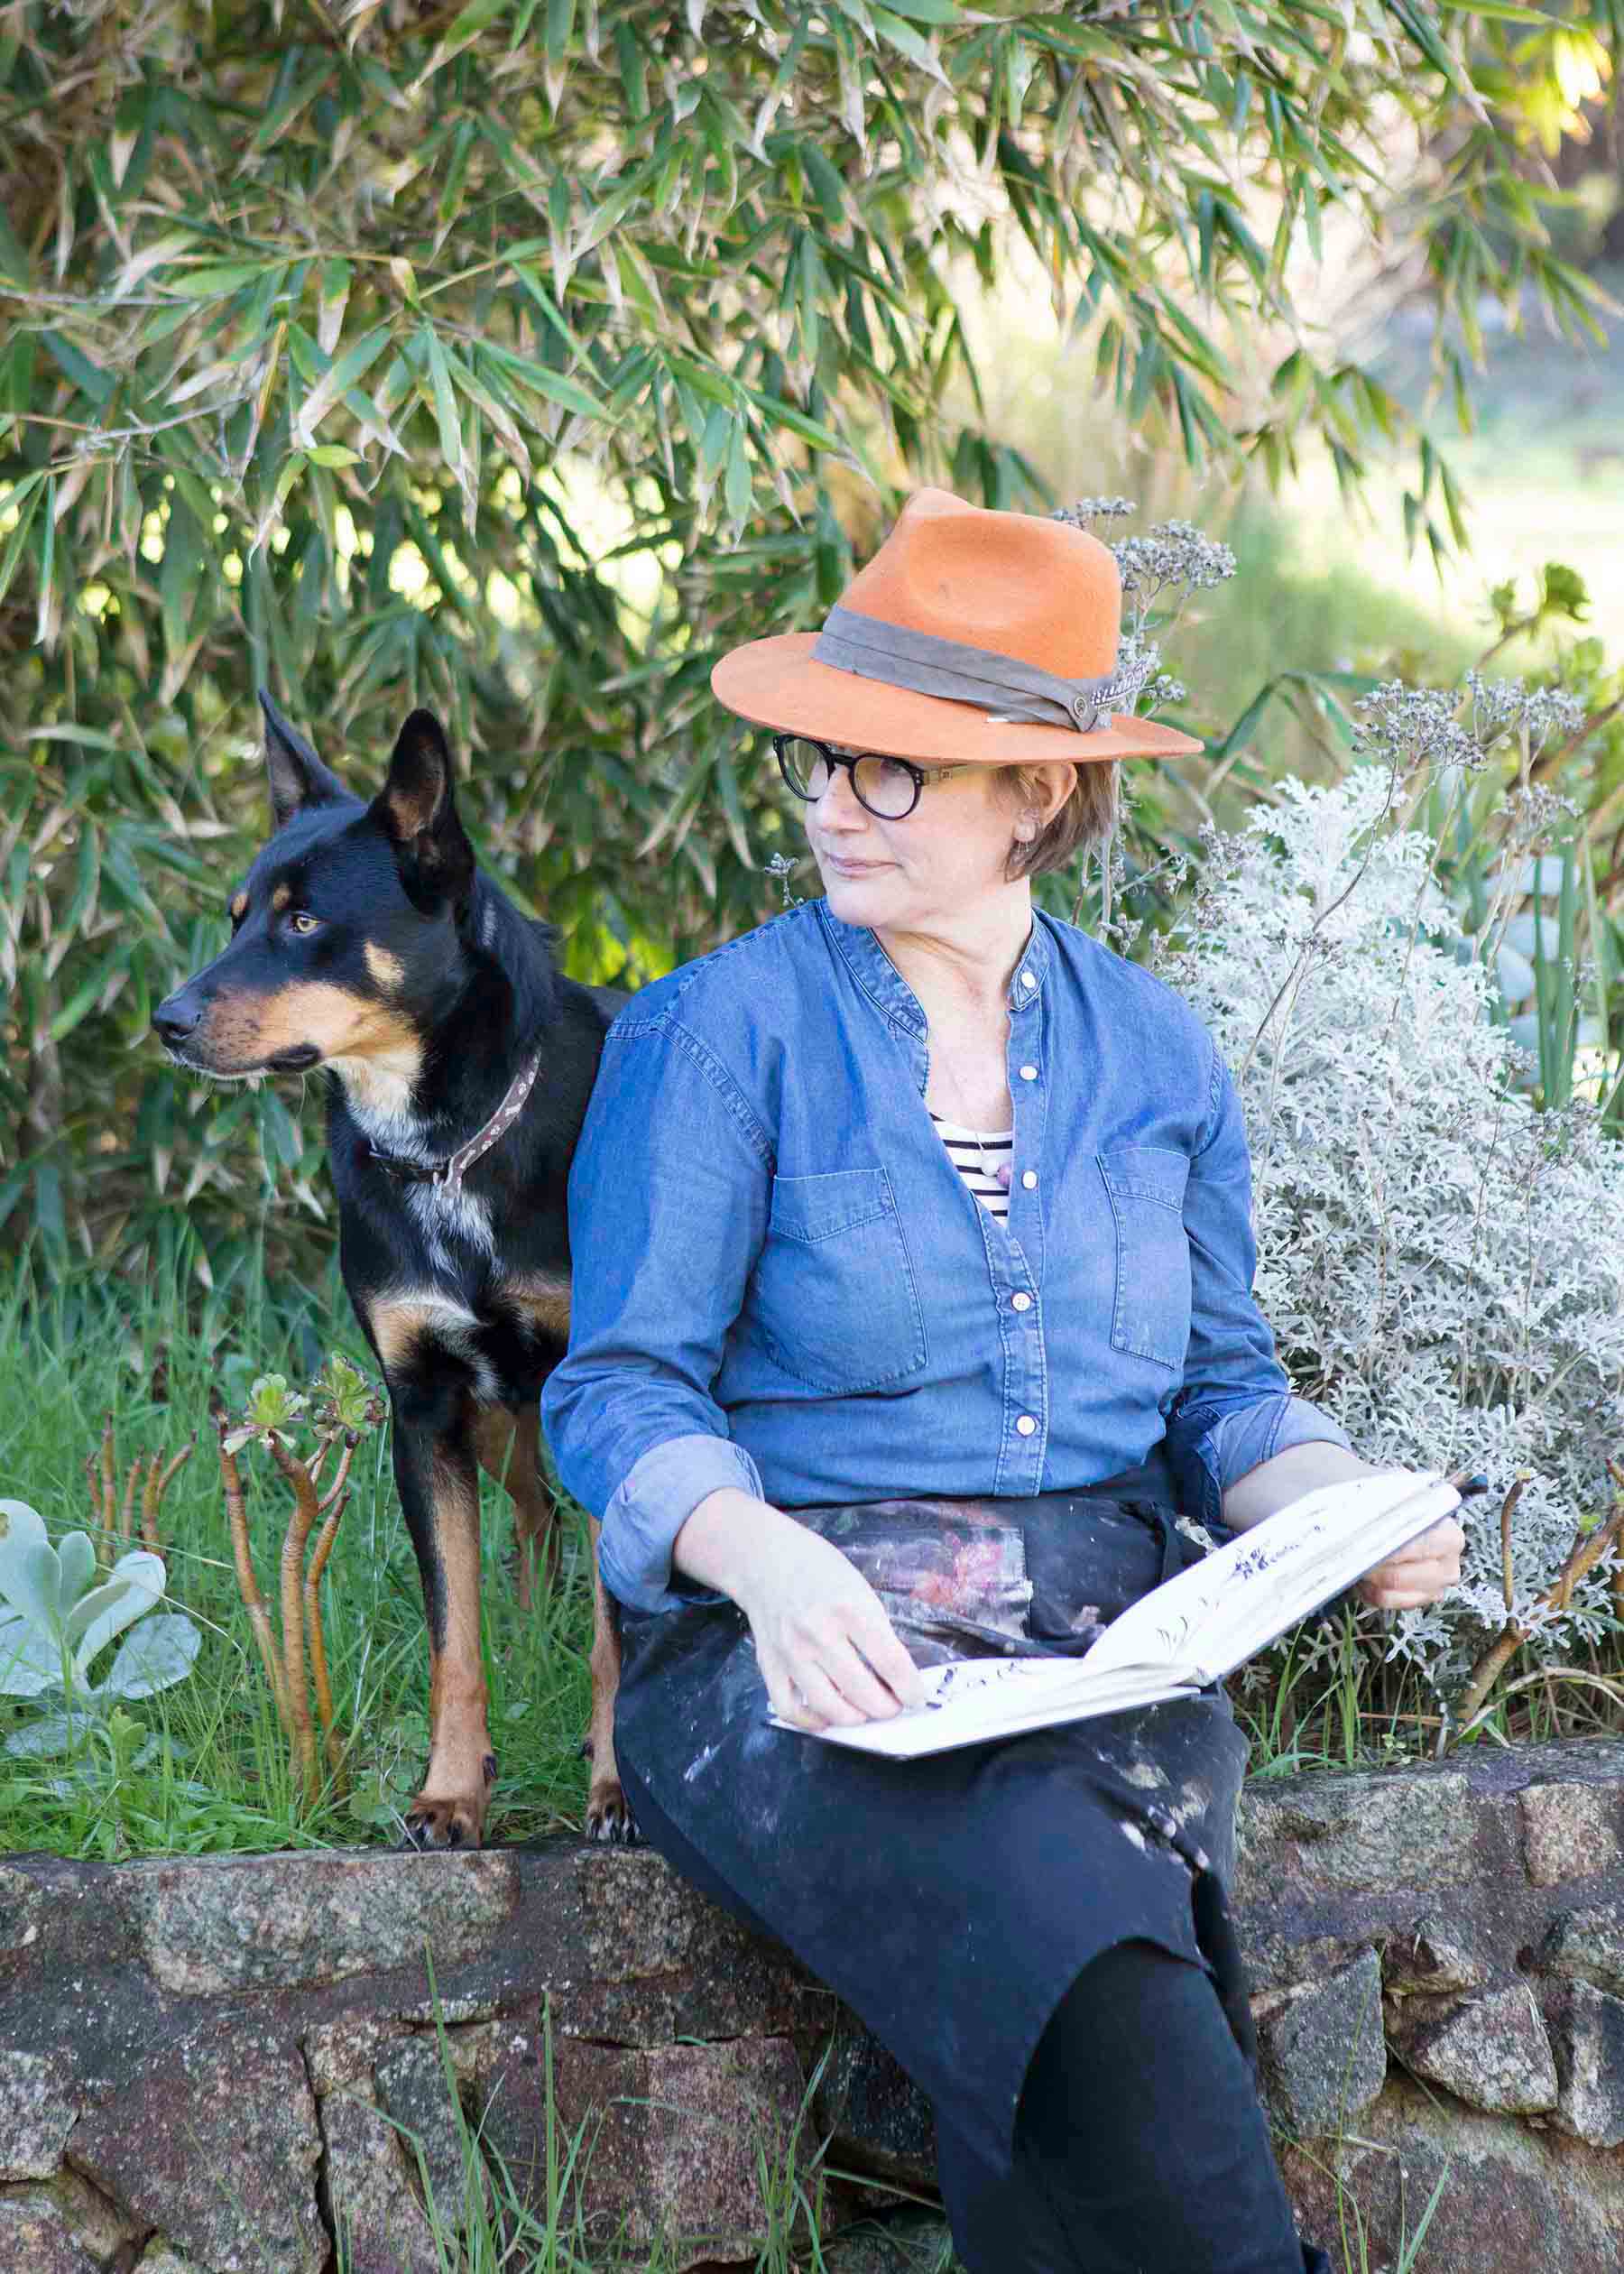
<box><xmin>0</xmin><ymin>2</ymin><xmax>1617</xmax><ymax>1280</ymax></box>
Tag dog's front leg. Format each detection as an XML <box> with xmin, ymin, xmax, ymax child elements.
<box><xmin>391</xmin><ymin>1383</ymin><xmax>496</xmax><ymax>1850</ymax></box>
<box><xmin>584</xmin><ymin>1516</ymin><xmax>634</xmax><ymax>1844</ymax></box>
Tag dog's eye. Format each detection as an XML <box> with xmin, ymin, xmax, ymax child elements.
<box><xmin>289</xmin><ymin>912</ymin><xmax>322</xmax><ymax>937</ymax></box>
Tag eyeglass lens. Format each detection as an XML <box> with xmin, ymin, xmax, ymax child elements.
<box><xmin>778</xmin><ymin>737</ymin><xmax>920</xmax><ymax>818</ymax></box>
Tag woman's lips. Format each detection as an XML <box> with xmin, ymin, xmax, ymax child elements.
<box><xmin>820</xmin><ymin>854</ymin><xmax>891</xmax><ymax>876</ymax></box>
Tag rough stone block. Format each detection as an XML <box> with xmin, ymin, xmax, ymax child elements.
<box><xmin>1539</xmin><ymin>1901</ymin><xmax>1624</xmax><ymax>1997</ymax></box>
<box><xmin>576</xmin><ymin>1844</ymin><xmax>738</xmax><ymax>1981</ymax></box>
<box><xmin>1519</xmin><ymin>1783</ymin><xmax>1624</xmax><ymax>1887</ymax></box>
<box><xmin>375</xmin><ymin>2032</ymin><xmax>484</xmax><ymax>2230</ymax></box>
<box><xmin>1252</xmin><ymin>1948</ymin><xmax>1387</xmax><ymax>2136</ymax></box>
<box><xmin>812</xmin><ymin>2015</ymin><xmax>937</xmax><ymax>2188</ymax></box>
<box><xmin>116</xmin><ymin>1847</ymin><xmax>518</xmax><ymax>1993</ymax></box>
<box><xmin>1548</xmin><ymin>1981</ymin><xmax>1624</xmax><ymax>2149</ymax></box>
<box><xmin>548</xmin><ymin>2037</ymin><xmax>805</xmax><ymax>2264</ymax></box>
<box><xmin>0</xmin><ymin>2049</ymin><xmax>79</xmax><ymax>2181</ymax></box>
<box><xmin>0</xmin><ymin>2168</ymin><xmax>140</xmax><ymax>2273</ymax></box>
<box><xmin>0</xmin><ymin>1864</ymin><xmax>48</xmax><ymax>1970</ymax></box>
<box><xmin>68</xmin><ymin>2024</ymin><xmax>326</xmax><ymax>2274</ymax></box>
<box><xmin>1378</xmin><ymin>1918</ymin><xmax>1488</xmax><ymax>1996</ymax></box>
<box><xmin>1236</xmin><ymin>1771</ymin><xmax>1479</xmax><ymax>1901</ymax></box>
<box><xmin>1277</xmin><ymin>2072</ymin><xmax>1624</xmax><ymax>2274</ymax></box>
<box><xmin>320</xmin><ymin>2089</ymin><xmax>444</xmax><ymax>2274</ymax></box>
<box><xmin>823</xmin><ymin>2207</ymin><xmax>958</xmax><ymax>2270</ymax></box>
<box><xmin>301</xmin><ymin>2009</ymin><xmax>409</xmax><ymax>2094</ymax></box>
<box><xmin>1384</xmin><ymin>1983</ymin><xmax>1557</xmax><ymax>2113</ymax></box>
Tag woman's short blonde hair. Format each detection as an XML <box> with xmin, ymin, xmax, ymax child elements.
<box><xmin>998</xmin><ymin>761</ymin><xmax>1119</xmax><ymax>881</ymax></box>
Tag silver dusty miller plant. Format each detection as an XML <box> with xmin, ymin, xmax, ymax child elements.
<box><xmin>1158</xmin><ymin>761</ymin><xmax>1624</xmax><ymax>1688</ymax></box>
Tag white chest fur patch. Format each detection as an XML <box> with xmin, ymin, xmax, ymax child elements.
<box><xmin>346</xmin><ymin>1088</ymin><xmax>496</xmax><ymax>1271</ymax></box>
<box><xmin>404</xmin><ymin>1178</ymin><xmax>495</xmax><ymax>1270</ymax></box>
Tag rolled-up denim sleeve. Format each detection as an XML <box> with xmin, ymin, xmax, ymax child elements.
<box><xmin>1162</xmin><ymin>1044</ymin><xmax>1353</xmax><ymax>1529</ymax></box>
<box><xmin>540</xmin><ymin>1010</ymin><xmax>772</xmax><ymax>1613</ymax></box>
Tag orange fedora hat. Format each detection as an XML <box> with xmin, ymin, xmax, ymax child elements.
<box><xmin>711</xmin><ymin>487</ymin><xmax>1203</xmax><ymax>766</ymax></box>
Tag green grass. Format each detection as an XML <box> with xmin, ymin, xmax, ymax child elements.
<box><xmin>0</xmin><ymin>1253</ymin><xmax>599</xmax><ymax>1860</ymax></box>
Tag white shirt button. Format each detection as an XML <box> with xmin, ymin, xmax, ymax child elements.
<box><xmin>1019</xmin><ymin>969</ymin><xmax>1036</xmax><ymax>990</ymax></box>
<box><xmin>1011</xmin><ymin>1291</ymin><xmax>1032</xmax><ymax>1313</ymax></box>
<box><xmin>1021</xmin><ymin>1169</ymin><xmax>1038</xmax><ymax>1189</ymax></box>
<box><xmin>1016</xmin><ymin>1413</ymin><xmax>1038</xmax><ymax>1437</ymax></box>
<box><xmin>1019</xmin><ymin>1064</ymin><xmax>1038</xmax><ymax>1082</ymax></box>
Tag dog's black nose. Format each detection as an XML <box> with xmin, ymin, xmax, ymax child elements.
<box><xmin>153</xmin><ymin>997</ymin><xmax>200</xmax><ymax>1046</ymax></box>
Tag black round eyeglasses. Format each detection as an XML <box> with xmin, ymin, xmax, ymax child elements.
<box><xmin>772</xmin><ymin>734</ymin><xmax>969</xmax><ymax>821</ymax></box>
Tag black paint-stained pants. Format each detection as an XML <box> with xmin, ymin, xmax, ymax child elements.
<box><xmin>620</xmin><ymin>1754</ymin><xmax>1326</xmax><ymax>2274</ymax></box>
<box><xmin>937</xmin><ymin>1937</ymin><xmax>1331</xmax><ymax>2274</ymax></box>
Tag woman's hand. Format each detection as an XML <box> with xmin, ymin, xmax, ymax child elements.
<box><xmin>673</xmin><ymin>1489</ymin><xmax>927</xmax><ymax>1730</ymax></box>
<box><xmin>1355</xmin><ymin>1516</ymin><xmax>1466</xmax><ymax>1612</ymax></box>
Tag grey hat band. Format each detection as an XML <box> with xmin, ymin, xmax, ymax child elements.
<box><xmin>811</xmin><ymin>605</ymin><xmax>1122</xmax><ymax>735</ymax></box>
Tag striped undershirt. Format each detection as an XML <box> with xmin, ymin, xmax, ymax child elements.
<box><xmin>930</xmin><ymin>1113</ymin><xmax>1014</xmax><ymax>1222</ymax></box>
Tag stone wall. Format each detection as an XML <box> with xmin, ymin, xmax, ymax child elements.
<box><xmin>2</xmin><ymin>1736</ymin><xmax>1622</xmax><ymax>2272</ymax></box>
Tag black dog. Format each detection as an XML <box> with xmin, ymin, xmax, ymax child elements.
<box><xmin>155</xmin><ymin>697</ymin><xmax>630</xmax><ymax>1845</ymax></box>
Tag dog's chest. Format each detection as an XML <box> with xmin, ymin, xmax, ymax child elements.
<box><xmin>401</xmin><ymin>1177</ymin><xmax>499</xmax><ymax>1275</ymax></box>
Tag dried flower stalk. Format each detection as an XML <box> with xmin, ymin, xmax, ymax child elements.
<box><xmin>86</xmin><ymin>1415</ymin><xmax>194</xmax><ymax>1565</ymax></box>
<box><xmin>216</xmin><ymin>1413</ymin><xmax>355</xmax><ymax>1811</ymax></box>
<box><xmin>216</xmin><ymin>1413</ymin><xmax>291</xmax><ymax>1732</ymax></box>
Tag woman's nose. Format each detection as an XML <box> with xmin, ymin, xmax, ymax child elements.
<box><xmin>814</xmin><ymin>763</ymin><xmax>867</xmax><ymax>827</ymax></box>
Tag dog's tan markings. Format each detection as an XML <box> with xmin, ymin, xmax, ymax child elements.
<box><xmin>198</xmin><ymin>983</ymin><xmax>422</xmax><ymax>1083</ymax></box>
<box><xmin>364</xmin><ymin>943</ymin><xmax>406</xmax><ymax>991</ymax></box>
<box><xmin>368</xmin><ymin>1290</ymin><xmax>482</xmax><ymax>1377</ymax></box>
<box><xmin>230</xmin><ymin>891</ymin><xmax>248</xmax><ymax>920</ymax></box>
<box><xmin>585</xmin><ymin>1513</ymin><xmax>632</xmax><ymax>1841</ymax></box>
<box><xmin>407</xmin><ymin>1438</ymin><xmax>494</xmax><ymax>1848</ymax></box>
<box><xmin>501</xmin><ymin>1274</ymin><xmax>572</xmax><ymax>1340</ymax></box>
<box><xmin>271</xmin><ymin>882</ymin><xmax>291</xmax><ymax>913</ymax></box>
<box><xmin>471</xmin><ymin>1402</ymin><xmax>561</xmax><ymax>1612</ymax></box>
<box><xmin>368</xmin><ymin>1298</ymin><xmax>436</xmax><ymax>1375</ymax></box>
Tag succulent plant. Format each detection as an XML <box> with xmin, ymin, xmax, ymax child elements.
<box><xmin>0</xmin><ymin>1497</ymin><xmax>200</xmax><ymax>1761</ymax></box>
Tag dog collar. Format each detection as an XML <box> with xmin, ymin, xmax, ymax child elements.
<box><xmin>368</xmin><ymin>1049</ymin><xmax>544</xmax><ymax>1194</ymax></box>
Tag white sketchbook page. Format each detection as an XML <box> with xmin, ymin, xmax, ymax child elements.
<box><xmin>1080</xmin><ymin>1470</ymin><xmax>1463</xmax><ymax>1687</ymax></box>
<box><xmin>774</xmin><ymin>1657</ymin><xmax>1199</xmax><ymax>1759</ymax></box>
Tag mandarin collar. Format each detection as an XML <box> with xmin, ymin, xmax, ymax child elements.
<box><xmin>816</xmin><ymin>901</ymin><xmax>1054</xmax><ymax>1036</ymax></box>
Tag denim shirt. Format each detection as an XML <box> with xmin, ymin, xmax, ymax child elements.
<box><xmin>542</xmin><ymin>900</ymin><xmax>1352</xmax><ymax>1613</ymax></box>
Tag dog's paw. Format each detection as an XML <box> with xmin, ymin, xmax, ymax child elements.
<box><xmin>401</xmin><ymin>1791</ymin><xmax>489</xmax><ymax>1851</ymax></box>
<box><xmin>586</xmin><ymin>1779</ymin><xmax>640</xmax><ymax>1845</ymax></box>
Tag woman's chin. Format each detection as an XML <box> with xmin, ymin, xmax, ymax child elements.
<box><xmin>817</xmin><ymin>862</ymin><xmax>902</xmax><ymax>920</ymax></box>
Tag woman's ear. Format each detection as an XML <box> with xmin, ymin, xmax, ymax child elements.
<box><xmin>1030</xmin><ymin>760</ymin><xmax>1080</xmax><ymax>827</ymax></box>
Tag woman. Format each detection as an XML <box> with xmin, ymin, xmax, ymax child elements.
<box><xmin>542</xmin><ymin>489</ymin><xmax>1464</xmax><ymax>2273</ymax></box>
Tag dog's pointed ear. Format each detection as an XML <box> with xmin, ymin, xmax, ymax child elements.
<box><xmin>372</xmin><ymin>709</ymin><xmax>474</xmax><ymax>911</ymax></box>
<box><xmin>261</xmin><ymin>691</ymin><xmax>348</xmax><ymax>829</ymax></box>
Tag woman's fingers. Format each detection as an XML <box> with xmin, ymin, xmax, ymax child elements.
<box><xmin>760</xmin><ymin>1611</ymin><xmax>926</xmax><ymax>1730</ymax></box>
<box><xmin>1390</xmin><ymin>1517</ymin><xmax>1466</xmax><ymax>1566</ymax></box>
<box><xmin>768</xmin><ymin>1648</ymin><xmax>872</xmax><ymax>1730</ymax></box>
<box><xmin>1359</xmin><ymin>1515</ymin><xmax>1467</xmax><ymax>1610</ymax></box>
<box><xmin>853</xmin><ymin>1609</ymin><xmax>928</xmax><ymax>1712</ymax></box>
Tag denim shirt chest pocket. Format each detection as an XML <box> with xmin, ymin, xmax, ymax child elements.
<box><xmin>743</xmin><ymin>1167</ymin><xmax>928</xmax><ymax>1393</ymax></box>
<box><xmin>1097</xmin><ymin>1145</ymin><xmax>1193</xmax><ymax>1371</ymax></box>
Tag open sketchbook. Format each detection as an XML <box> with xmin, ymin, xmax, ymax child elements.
<box><xmin>774</xmin><ymin>1468</ymin><xmax>1471</xmax><ymax>1761</ymax></box>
